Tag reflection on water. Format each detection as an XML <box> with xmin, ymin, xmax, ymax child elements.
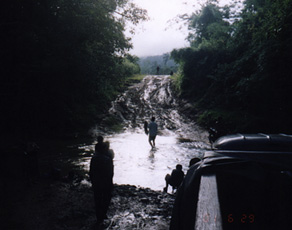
<box><xmin>77</xmin><ymin>75</ymin><xmax>210</xmax><ymax>191</ymax></box>
<box><xmin>107</xmin><ymin>130</ymin><xmax>206</xmax><ymax>191</ymax></box>
<box><xmin>76</xmin><ymin>129</ymin><xmax>208</xmax><ymax>191</ymax></box>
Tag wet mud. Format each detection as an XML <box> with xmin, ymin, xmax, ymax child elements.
<box><xmin>91</xmin><ymin>75</ymin><xmax>210</xmax><ymax>190</ymax></box>
<box><xmin>2</xmin><ymin>75</ymin><xmax>209</xmax><ymax>229</ymax></box>
<box><xmin>2</xmin><ymin>177</ymin><xmax>175</xmax><ymax>230</ymax></box>
<box><xmin>100</xmin><ymin>75</ymin><xmax>209</xmax><ymax>143</ymax></box>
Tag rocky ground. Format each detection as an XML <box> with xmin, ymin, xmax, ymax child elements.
<box><xmin>1</xmin><ymin>149</ymin><xmax>175</xmax><ymax>230</ymax></box>
<box><xmin>1</xmin><ymin>75</ymin><xmax>205</xmax><ymax>230</ymax></box>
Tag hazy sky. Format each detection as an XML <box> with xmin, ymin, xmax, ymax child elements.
<box><xmin>127</xmin><ymin>0</ymin><xmax>233</xmax><ymax>57</ymax></box>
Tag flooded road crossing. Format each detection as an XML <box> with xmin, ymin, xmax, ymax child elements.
<box><xmin>79</xmin><ymin>75</ymin><xmax>210</xmax><ymax>191</ymax></box>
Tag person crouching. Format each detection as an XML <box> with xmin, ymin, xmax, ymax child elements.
<box><xmin>164</xmin><ymin>164</ymin><xmax>184</xmax><ymax>193</ymax></box>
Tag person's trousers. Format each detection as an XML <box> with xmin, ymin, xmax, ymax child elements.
<box><xmin>93</xmin><ymin>187</ymin><xmax>112</xmax><ymax>222</ymax></box>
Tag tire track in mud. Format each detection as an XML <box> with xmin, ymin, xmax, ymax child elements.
<box><xmin>107</xmin><ymin>75</ymin><xmax>209</xmax><ymax>147</ymax></box>
<box><xmin>89</xmin><ymin>75</ymin><xmax>210</xmax><ymax>190</ymax></box>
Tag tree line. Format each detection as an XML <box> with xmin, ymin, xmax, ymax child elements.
<box><xmin>138</xmin><ymin>53</ymin><xmax>178</xmax><ymax>75</ymax></box>
<box><xmin>0</xmin><ymin>0</ymin><xmax>146</xmax><ymax>139</ymax></box>
<box><xmin>171</xmin><ymin>0</ymin><xmax>292</xmax><ymax>136</ymax></box>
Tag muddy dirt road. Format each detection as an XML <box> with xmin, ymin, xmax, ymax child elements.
<box><xmin>85</xmin><ymin>75</ymin><xmax>210</xmax><ymax>191</ymax></box>
<box><xmin>2</xmin><ymin>75</ymin><xmax>210</xmax><ymax>230</ymax></box>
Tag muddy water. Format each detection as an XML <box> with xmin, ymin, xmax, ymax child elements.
<box><xmin>80</xmin><ymin>75</ymin><xmax>210</xmax><ymax>191</ymax></box>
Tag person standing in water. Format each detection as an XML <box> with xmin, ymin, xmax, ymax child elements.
<box><xmin>148</xmin><ymin>117</ymin><xmax>158</xmax><ymax>148</ymax></box>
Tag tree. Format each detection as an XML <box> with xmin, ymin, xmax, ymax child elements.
<box><xmin>171</xmin><ymin>0</ymin><xmax>292</xmax><ymax>134</ymax></box>
<box><xmin>171</xmin><ymin>2</ymin><xmax>231</xmax><ymax>100</ymax></box>
<box><xmin>122</xmin><ymin>54</ymin><xmax>141</xmax><ymax>76</ymax></box>
<box><xmin>187</xmin><ymin>1</ymin><xmax>231</xmax><ymax>49</ymax></box>
<box><xmin>0</xmin><ymin>0</ymin><xmax>148</xmax><ymax>138</ymax></box>
<box><xmin>138</xmin><ymin>54</ymin><xmax>178</xmax><ymax>75</ymax></box>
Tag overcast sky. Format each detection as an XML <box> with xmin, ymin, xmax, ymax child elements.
<box><xmin>127</xmin><ymin>0</ymin><xmax>234</xmax><ymax>57</ymax></box>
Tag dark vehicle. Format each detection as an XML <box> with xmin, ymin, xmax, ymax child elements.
<box><xmin>170</xmin><ymin>134</ymin><xmax>292</xmax><ymax>230</ymax></box>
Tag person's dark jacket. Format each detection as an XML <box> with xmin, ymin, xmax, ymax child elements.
<box><xmin>170</xmin><ymin>162</ymin><xmax>202</xmax><ymax>229</ymax></box>
<box><xmin>170</xmin><ymin>169</ymin><xmax>184</xmax><ymax>187</ymax></box>
<box><xmin>89</xmin><ymin>153</ymin><xmax>113</xmax><ymax>189</ymax></box>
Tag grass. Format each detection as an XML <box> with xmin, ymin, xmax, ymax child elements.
<box><xmin>129</xmin><ymin>74</ymin><xmax>147</xmax><ymax>81</ymax></box>
<box><xmin>125</xmin><ymin>74</ymin><xmax>147</xmax><ymax>85</ymax></box>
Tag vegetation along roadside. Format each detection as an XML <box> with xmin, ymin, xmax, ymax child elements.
<box><xmin>171</xmin><ymin>0</ymin><xmax>292</xmax><ymax>137</ymax></box>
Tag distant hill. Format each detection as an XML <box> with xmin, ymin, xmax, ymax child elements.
<box><xmin>138</xmin><ymin>53</ymin><xmax>178</xmax><ymax>75</ymax></box>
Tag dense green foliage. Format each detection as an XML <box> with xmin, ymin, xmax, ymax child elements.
<box><xmin>123</xmin><ymin>54</ymin><xmax>141</xmax><ymax>76</ymax></box>
<box><xmin>0</xmin><ymin>0</ymin><xmax>147</xmax><ymax>138</ymax></box>
<box><xmin>138</xmin><ymin>53</ymin><xmax>178</xmax><ymax>75</ymax></box>
<box><xmin>172</xmin><ymin>0</ymin><xmax>292</xmax><ymax>135</ymax></box>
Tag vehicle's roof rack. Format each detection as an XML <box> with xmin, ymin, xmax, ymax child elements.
<box><xmin>213</xmin><ymin>133</ymin><xmax>292</xmax><ymax>152</ymax></box>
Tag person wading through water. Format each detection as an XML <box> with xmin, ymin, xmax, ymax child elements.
<box><xmin>147</xmin><ymin>117</ymin><xmax>158</xmax><ymax>149</ymax></box>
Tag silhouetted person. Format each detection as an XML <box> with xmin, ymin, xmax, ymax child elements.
<box><xmin>148</xmin><ymin>117</ymin><xmax>158</xmax><ymax>148</ymax></box>
<box><xmin>104</xmin><ymin>141</ymin><xmax>115</xmax><ymax>159</ymax></box>
<box><xmin>156</xmin><ymin>66</ymin><xmax>160</xmax><ymax>75</ymax></box>
<box><xmin>189</xmin><ymin>157</ymin><xmax>201</xmax><ymax>168</ymax></box>
<box><xmin>90</xmin><ymin>136</ymin><xmax>114</xmax><ymax>225</ymax></box>
<box><xmin>94</xmin><ymin>137</ymin><xmax>114</xmax><ymax>159</ymax></box>
<box><xmin>164</xmin><ymin>164</ymin><xmax>184</xmax><ymax>193</ymax></box>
